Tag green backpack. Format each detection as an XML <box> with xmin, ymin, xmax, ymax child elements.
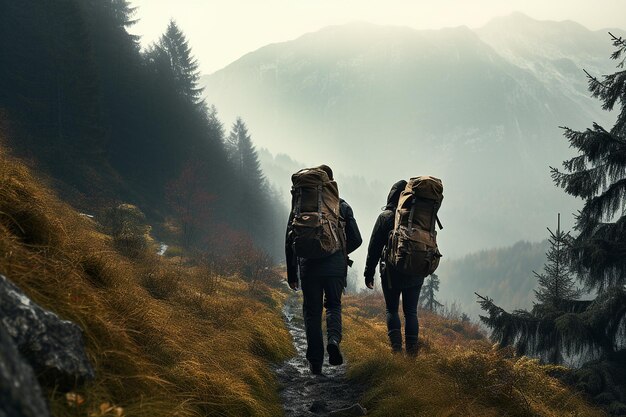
<box><xmin>288</xmin><ymin>167</ymin><xmax>345</xmax><ymax>259</ymax></box>
<box><xmin>386</xmin><ymin>176</ymin><xmax>443</xmax><ymax>277</ymax></box>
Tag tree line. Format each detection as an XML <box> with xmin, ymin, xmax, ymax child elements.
<box><xmin>0</xmin><ymin>0</ymin><xmax>285</xmax><ymax>258</ymax></box>
<box><xmin>477</xmin><ymin>34</ymin><xmax>626</xmax><ymax>416</ymax></box>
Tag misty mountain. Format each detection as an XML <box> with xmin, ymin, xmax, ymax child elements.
<box><xmin>202</xmin><ymin>13</ymin><xmax>624</xmax><ymax>260</ymax></box>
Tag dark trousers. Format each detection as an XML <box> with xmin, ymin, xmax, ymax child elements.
<box><xmin>300</xmin><ymin>275</ymin><xmax>343</xmax><ymax>366</ymax></box>
<box><xmin>382</xmin><ymin>283</ymin><xmax>423</xmax><ymax>351</ymax></box>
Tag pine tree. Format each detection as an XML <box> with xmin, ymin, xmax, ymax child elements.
<box><xmin>477</xmin><ymin>215</ymin><xmax>584</xmax><ymax>364</ymax></box>
<box><xmin>420</xmin><ymin>274</ymin><xmax>443</xmax><ymax>312</ymax></box>
<box><xmin>480</xmin><ymin>35</ymin><xmax>626</xmax><ymax>413</ymax></box>
<box><xmin>226</xmin><ymin>118</ymin><xmax>271</xmax><ymax>241</ymax></box>
<box><xmin>533</xmin><ymin>214</ymin><xmax>582</xmax><ymax>308</ymax></box>
<box><xmin>205</xmin><ymin>105</ymin><xmax>225</xmax><ymax>142</ymax></box>
<box><xmin>227</xmin><ymin>117</ymin><xmax>265</xmax><ymax>181</ymax></box>
<box><xmin>149</xmin><ymin>20</ymin><xmax>203</xmax><ymax>104</ymax></box>
<box><xmin>549</xmin><ymin>33</ymin><xmax>626</xmax><ymax>358</ymax></box>
<box><xmin>102</xmin><ymin>0</ymin><xmax>139</xmax><ymax>30</ymax></box>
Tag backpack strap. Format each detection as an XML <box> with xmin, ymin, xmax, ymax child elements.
<box><xmin>407</xmin><ymin>197</ymin><xmax>416</xmax><ymax>229</ymax></box>
<box><xmin>296</xmin><ymin>187</ymin><xmax>303</xmax><ymax>216</ymax></box>
<box><xmin>411</xmin><ymin>196</ymin><xmax>443</xmax><ymax>233</ymax></box>
<box><xmin>317</xmin><ymin>185</ymin><xmax>323</xmax><ymax>217</ymax></box>
<box><xmin>430</xmin><ymin>201</ymin><xmax>437</xmax><ymax>234</ymax></box>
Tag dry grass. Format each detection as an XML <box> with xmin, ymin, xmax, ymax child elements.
<box><xmin>342</xmin><ymin>293</ymin><xmax>606</xmax><ymax>417</ymax></box>
<box><xmin>0</xmin><ymin>143</ymin><xmax>294</xmax><ymax>417</ymax></box>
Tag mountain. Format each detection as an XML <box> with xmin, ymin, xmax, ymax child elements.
<box><xmin>478</xmin><ymin>13</ymin><xmax>619</xmax><ymax>92</ymax></box>
<box><xmin>202</xmin><ymin>14</ymin><xmax>624</xmax><ymax>259</ymax></box>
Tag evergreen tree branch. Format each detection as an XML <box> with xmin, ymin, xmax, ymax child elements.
<box><xmin>584</xmin><ymin>69</ymin><xmax>608</xmax><ymax>91</ymax></box>
<box><xmin>609</xmin><ymin>32</ymin><xmax>626</xmax><ymax>67</ymax></box>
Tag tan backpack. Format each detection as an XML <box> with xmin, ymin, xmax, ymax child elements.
<box><xmin>288</xmin><ymin>167</ymin><xmax>345</xmax><ymax>259</ymax></box>
<box><xmin>386</xmin><ymin>176</ymin><xmax>443</xmax><ymax>277</ymax></box>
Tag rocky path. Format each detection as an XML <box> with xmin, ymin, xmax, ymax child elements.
<box><xmin>275</xmin><ymin>290</ymin><xmax>367</xmax><ymax>417</ymax></box>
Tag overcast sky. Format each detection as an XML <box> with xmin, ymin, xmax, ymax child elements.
<box><xmin>129</xmin><ymin>0</ymin><xmax>626</xmax><ymax>74</ymax></box>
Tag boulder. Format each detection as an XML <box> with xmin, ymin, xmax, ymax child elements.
<box><xmin>0</xmin><ymin>274</ymin><xmax>94</xmax><ymax>388</ymax></box>
<box><xmin>0</xmin><ymin>323</ymin><xmax>50</xmax><ymax>417</ymax></box>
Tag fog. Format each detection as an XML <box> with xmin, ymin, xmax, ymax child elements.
<box><xmin>131</xmin><ymin>1</ymin><xmax>626</xmax><ymax>73</ymax></box>
<box><xmin>204</xmin><ymin>16</ymin><xmax>622</xmax><ymax>257</ymax></box>
<box><xmin>195</xmin><ymin>14</ymin><xmax>626</xmax><ymax>312</ymax></box>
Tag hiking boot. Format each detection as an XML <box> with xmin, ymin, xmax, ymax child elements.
<box><xmin>327</xmin><ymin>339</ymin><xmax>343</xmax><ymax>366</ymax></box>
<box><xmin>309</xmin><ymin>362</ymin><xmax>323</xmax><ymax>375</ymax></box>
<box><xmin>388</xmin><ymin>329</ymin><xmax>402</xmax><ymax>353</ymax></box>
<box><xmin>406</xmin><ymin>335</ymin><xmax>419</xmax><ymax>357</ymax></box>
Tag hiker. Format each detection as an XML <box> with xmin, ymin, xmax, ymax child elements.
<box><xmin>285</xmin><ymin>165</ymin><xmax>362</xmax><ymax>375</ymax></box>
<box><xmin>364</xmin><ymin>178</ymin><xmax>443</xmax><ymax>355</ymax></box>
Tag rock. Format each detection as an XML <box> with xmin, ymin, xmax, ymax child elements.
<box><xmin>0</xmin><ymin>324</ymin><xmax>51</xmax><ymax>417</ymax></box>
<box><xmin>0</xmin><ymin>274</ymin><xmax>94</xmax><ymax>388</ymax></box>
<box><xmin>329</xmin><ymin>403</ymin><xmax>368</xmax><ymax>416</ymax></box>
<box><xmin>309</xmin><ymin>399</ymin><xmax>328</xmax><ymax>413</ymax></box>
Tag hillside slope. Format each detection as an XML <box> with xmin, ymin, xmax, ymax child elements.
<box><xmin>342</xmin><ymin>293</ymin><xmax>606</xmax><ymax>416</ymax></box>
<box><xmin>0</xmin><ymin>141</ymin><xmax>293</xmax><ymax>417</ymax></box>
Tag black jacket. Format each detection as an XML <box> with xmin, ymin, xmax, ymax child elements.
<box><xmin>364</xmin><ymin>180</ymin><xmax>424</xmax><ymax>289</ymax></box>
<box><xmin>286</xmin><ymin>199</ymin><xmax>362</xmax><ymax>284</ymax></box>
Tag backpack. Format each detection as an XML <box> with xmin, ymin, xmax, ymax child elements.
<box><xmin>386</xmin><ymin>176</ymin><xmax>443</xmax><ymax>277</ymax></box>
<box><xmin>288</xmin><ymin>167</ymin><xmax>345</xmax><ymax>259</ymax></box>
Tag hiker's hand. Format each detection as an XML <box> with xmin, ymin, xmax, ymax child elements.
<box><xmin>288</xmin><ymin>281</ymin><xmax>299</xmax><ymax>291</ymax></box>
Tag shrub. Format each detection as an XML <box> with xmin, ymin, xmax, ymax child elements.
<box><xmin>101</xmin><ymin>204</ymin><xmax>152</xmax><ymax>258</ymax></box>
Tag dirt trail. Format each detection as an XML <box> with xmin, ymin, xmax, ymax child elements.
<box><xmin>275</xmin><ymin>290</ymin><xmax>366</xmax><ymax>417</ymax></box>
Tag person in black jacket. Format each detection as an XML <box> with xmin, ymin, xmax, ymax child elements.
<box><xmin>364</xmin><ymin>180</ymin><xmax>425</xmax><ymax>355</ymax></box>
<box><xmin>286</xmin><ymin>165</ymin><xmax>362</xmax><ymax>375</ymax></box>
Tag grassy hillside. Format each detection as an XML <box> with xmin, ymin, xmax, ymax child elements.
<box><xmin>342</xmin><ymin>293</ymin><xmax>606</xmax><ymax>417</ymax></box>
<box><xmin>0</xmin><ymin>140</ymin><xmax>293</xmax><ymax>417</ymax></box>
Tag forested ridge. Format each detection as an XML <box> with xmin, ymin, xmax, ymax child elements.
<box><xmin>0</xmin><ymin>0</ymin><xmax>285</xmax><ymax>258</ymax></box>
<box><xmin>436</xmin><ymin>240</ymin><xmax>549</xmax><ymax>319</ymax></box>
